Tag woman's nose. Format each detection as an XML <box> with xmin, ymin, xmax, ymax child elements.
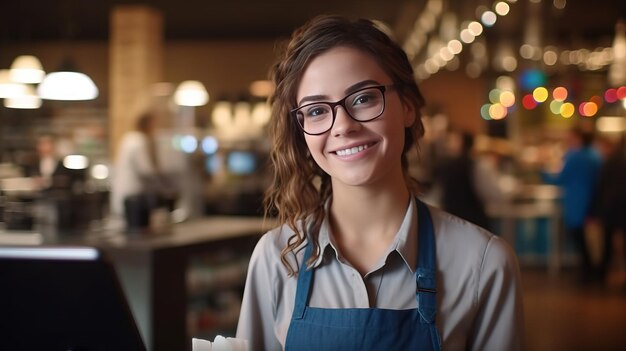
<box><xmin>331</xmin><ymin>106</ymin><xmax>361</xmax><ymax>137</ymax></box>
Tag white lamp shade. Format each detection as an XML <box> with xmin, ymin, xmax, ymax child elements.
<box><xmin>0</xmin><ymin>69</ymin><xmax>28</xmax><ymax>98</ymax></box>
<box><xmin>4</xmin><ymin>84</ymin><xmax>41</xmax><ymax>109</ymax></box>
<box><xmin>63</xmin><ymin>155</ymin><xmax>89</xmax><ymax>170</ymax></box>
<box><xmin>174</xmin><ymin>80</ymin><xmax>209</xmax><ymax>106</ymax></box>
<box><xmin>9</xmin><ymin>55</ymin><xmax>45</xmax><ymax>84</ymax></box>
<box><xmin>37</xmin><ymin>71</ymin><xmax>99</xmax><ymax>101</ymax></box>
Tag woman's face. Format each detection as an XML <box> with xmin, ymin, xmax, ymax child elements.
<box><xmin>295</xmin><ymin>46</ymin><xmax>414</xmax><ymax>190</ymax></box>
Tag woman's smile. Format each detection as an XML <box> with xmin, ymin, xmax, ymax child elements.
<box><xmin>331</xmin><ymin>141</ymin><xmax>377</xmax><ymax>157</ymax></box>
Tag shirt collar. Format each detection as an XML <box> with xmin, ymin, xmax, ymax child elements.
<box><xmin>394</xmin><ymin>197</ymin><xmax>418</xmax><ymax>272</ymax></box>
<box><xmin>311</xmin><ymin>200</ymin><xmax>333</xmax><ymax>268</ymax></box>
<box><xmin>311</xmin><ymin>196</ymin><xmax>418</xmax><ymax>272</ymax></box>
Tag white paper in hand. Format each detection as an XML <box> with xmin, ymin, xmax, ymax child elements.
<box><xmin>192</xmin><ymin>337</ymin><xmax>213</xmax><ymax>351</ymax></box>
<box><xmin>192</xmin><ymin>336</ymin><xmax>249</xmax><ymax>351</ymax></box>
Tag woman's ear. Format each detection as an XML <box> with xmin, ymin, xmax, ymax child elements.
<box><xmin>402</xmin><ymin>101</ymin><xmax>416</xmax><ymax>128</ymax></box>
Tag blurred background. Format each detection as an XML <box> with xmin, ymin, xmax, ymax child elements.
<box><xmin>1</xmin><ymin>0</ymin><xmax>625</xmax><ymax>350</ymax></box>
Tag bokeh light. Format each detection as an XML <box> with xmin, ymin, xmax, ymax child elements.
<box><xmin>180</xmin><ymin>135</ymin><xmax>198</xmax><ymax>153</ymax></box>
<box><xmin>578</xmin><ymin>102</ymin><xmax>587</xmax><ymax>116</ymax></box>
<box><xmin>532</xmin><ymin>87</ymin><xmax>549</xmax><ymax>102</ymax></box>
<box><xmin>589</xmin><ymin>95</ymin><xmax>603</xmax><ymax>109</ymax></box>
<box><xmin>481</xmin><ymin>11</ymin><xmax>497</xmax><ymax>27</ymax></box>
<box><xmin>496</xmin><ymin>75</ymin><xmax>516</xmax><ymax>91</ymax></box>
<box><xmin>543</xmin><ymin>50</ymin><xmax>558</xmax><ymax>66</ymax></box>
<box><xmin>500</xmin><ymin>91</ymin><xmax>516</xmax><ymax>107</ymax></box>
<box><xmin>489</xmin><ymin>103</ymin><xmax>507</xmax><ymax>120</ymax></box>
<box><xmin>616</xmin><ymin>86</ymin><xmax>626</xmax><ymax>100</ymax></box>
<box><xmin>560</xmin><ymin>102</ymin><xmax>575</xmax><ymax>118</ymax></box>
<box><xmin>448</xmin><ymin>40</ymin><xmax>463</xmax><ymax>54</ymax></box>
<box><xmin>202</xmin><ymin>136</ymin><xmax>219</xmax><ymax>154</ymax></box>
<box><xmin>550</xmin><ymin>100</ymin><xmax>563</xmax><ymax>114</ymax></box>
<box><xmin>522</xmin><ymin>94</ymin><xmax>538</xmax><ymax>109</ymax></box>
<box><xmin>519</xmin><ymin>69</ymin><xmax>546</xmax><ymax>90</ymax></box>
<box><xmin>520</xmin><ymin>44</ymin><xmax>534</xmax><ymax>59</ymax></box>
<box><xmin>489</xmin><ymin>89</ymin><xmax>502</xmax><ymax>104</ymax></box>
<box><xmin>481</xmin><ymin>104</ymin><xmax>492</xmax><ymax>120</ymax></box>
<box><xmin>552</xmin><ymin>87</ymin><xmax>568</xmax><ymax>101</ymax></box>
<box><xmin>91</xmin><ymin>164</ymin><xmax>109</xmax><ymax>180</ymax></box>
<box><xmin>581</xmin><ymin>102</ymin><xmax>598</xmax><ymax>117</ymax></box>
<box><xmin>468</xmin><ymin>21</ymin><xmax>483</xmax><ymax>36</ymax></box>
<box><xmin>604</xmin><ymin>88</ymin><xmax>618</xmax><ymax>103</ymax></box>
<box><xmin>460</xmin><ymin>29</ymin><xmax>475</xmax><ymax>43</ymax></box>
<box><xmin>494</xmin><ymin>2</ymin><xmax>510</xmax><ymax>16</ymax></box>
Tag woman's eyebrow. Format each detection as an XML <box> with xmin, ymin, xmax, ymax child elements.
<box><xmin>298</xmin><ymin>94</ymin><xmax>329</xmax><ymax>106</ymax></box>
<box><xmin>344</xmin><ymin>80</ymin><xmax>380</xmax><ymax>94</ymax></box>
<box><xmin>297</xmin><ymin>79</ymin><xmax>382</xmax><ymax>106</ymax></box>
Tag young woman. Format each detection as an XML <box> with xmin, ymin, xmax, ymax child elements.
<box><xmin>236</xmin><ymin>15</ymin><xmax>524</xmax><ymax>350</ymax></box>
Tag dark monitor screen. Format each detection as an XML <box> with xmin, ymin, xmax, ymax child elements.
<box><xmin>0</xmin><ymin>247</ymin><xmax>146</xmax><ymax>351</ymax></box>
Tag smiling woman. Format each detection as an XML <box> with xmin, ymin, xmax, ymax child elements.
<box><xmin>235</xmin><ymin>15</ymin><xmax>525</xmax><ymax>351</ymax></box>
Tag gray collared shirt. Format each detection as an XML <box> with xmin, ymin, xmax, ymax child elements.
<box><xmin>236</xmin><ymin>198</ymin><xmax>525</xmax><ymax>350</ymax></box>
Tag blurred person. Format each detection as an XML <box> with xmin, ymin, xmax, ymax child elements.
<box><xmin>236</xmin><ymin>15</ymin><xmax>524</xmax><ymax>350</ymax></box>
<box><xmin>542</xmin><ymin>127</ymin><xmax>602</xmax><ymax>281</ymax></box>
<box><xmin>110</xmin><ymin>112</ymin><xmax>177</xmax><ymax>223</ymax></box>
<box><xmin>26</xmin><ymin>133</ymin><xmax>81</xmax><ymax>191</ymax></box>
<box><xmin>589</xmin><ymin>135</ymin><xmax>626</xmax><ymax>286</ymax></box>
<box><xmin>435</xmin><ymin>130</ymin><xmax>495</xmax><ymax>229</ymax></box>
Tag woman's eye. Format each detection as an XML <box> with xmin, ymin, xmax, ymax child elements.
<box><xmin>305</xmin><ymin>105</ymin><xmax>329</xmax><ymax>117</ymax></box>
<box><xmin>352</xmin><ymin>93</ymin><xmax>376</xmax><ymax>106</ymax></box>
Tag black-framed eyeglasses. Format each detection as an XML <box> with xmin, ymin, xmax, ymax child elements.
<box><xmin>291</xmin><ymin>84</ymin><xmax>396</xmax><ymax>135</ymax></box>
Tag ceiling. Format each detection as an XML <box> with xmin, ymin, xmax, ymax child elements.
<box><xmin>0</xmin><ymin>0</ymin><xmax>623</xmax><ymax>46</ymax></box>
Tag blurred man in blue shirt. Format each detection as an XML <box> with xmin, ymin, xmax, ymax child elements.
<box><xmin>543</xmin><ymin>127</ymin><xmax>602</xmax><ymax>282</ymax></box>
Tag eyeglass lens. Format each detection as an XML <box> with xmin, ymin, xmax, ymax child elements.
<box><xmin>295</xmin><ymin>86</ymin><xmax>385</xmax><ymax>135</ymax></box>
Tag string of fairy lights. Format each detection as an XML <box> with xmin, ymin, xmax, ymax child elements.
<box><xmin>482</xmin><ymin>84</ymin><xmax>626</xmax><ymax>121</ymax></box>
<box><xmin>403</xmin><ymin>0</ymin><xmax>626</xmax><ymax>123</ymax></box>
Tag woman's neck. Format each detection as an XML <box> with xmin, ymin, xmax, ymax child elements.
<box><xmin>327</xmin><ymin>181</ymin><xmax>411</xmax><ymax>275</ymax></box>
<box><xmin>329</xmin><ymin>180</ymin><xmax>411</xmax><ymax>243</ymax></box>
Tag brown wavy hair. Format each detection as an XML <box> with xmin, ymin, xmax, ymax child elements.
<box><xmin>265</xmin><ymin>15</ymin><xmax>426</xmax><ymax>275</ymax></box>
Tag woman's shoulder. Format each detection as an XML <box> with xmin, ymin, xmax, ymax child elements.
<box><xmin>256</xmin><ymin>222</ymin><xmax>300</xmax><ymax>251</ymax></box>
<box><xmin>250</xmin><ymin>221</ymin><xmax>304</xmax><ymax>276</ymax></box>
<box><xmin>428</xmin><ymin>205</ymin><xmax>515</xmax><ymax>263</ymax></box>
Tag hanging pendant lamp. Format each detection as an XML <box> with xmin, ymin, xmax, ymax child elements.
<box><xmin>0</xmin><ymin>69</ymin><xmax>28</xmax><ymax>99</ymax></box>
<box><xmin>9</xmin><ymin>55</ymin><xmax>45</xmax><ymax>84</ymax></box>
<box><xmin>4</xmin><ymin>84</ymin><xmax>42</xmax><ymax>109</ymax></box>
<box><xmin>174</xmin><ymin>80</ymin><xmax>209</xmax><ymax>106</ymax></box>
<box><xmin>37</xmin><ymin>57</ymin><xmax>98</xmax><ymax>101</ymax></box>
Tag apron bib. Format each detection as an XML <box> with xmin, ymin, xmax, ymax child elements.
<box><xmin>285</xmin><ymin>199</ymin><xmax>442</xmax><ymax>350</ymax></box>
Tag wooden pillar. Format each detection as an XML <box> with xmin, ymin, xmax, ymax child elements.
<box><xmin>109</xmin><ymin>6</ymin><xmax>163</xmax><ymax>160</ymax></box>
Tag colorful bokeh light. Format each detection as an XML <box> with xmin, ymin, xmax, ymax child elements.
<box><xmin>532</xmin><ymin>87</ymin><xmax>549</xmax><ymax>102</ymax></box>
<box><xmin>500</xmin><ymin>91</ymin><xmax>515</xmax><ymax>107</ymax></box>
<box><xmin>522</xmin><ymin>94</ymin><xmax>538</xmax><ymax>109</ymax></box>
<box><xmin>580</xmin><ymin>102</ymin><xmax>598</xmax><ymax>117</ymax></box>
<box><xmin>550</xmin><ymin>100</ymin><xmax>563</xmax><ymax>114</ymax></box>
<box><xmin>617</xmin><ymin>86</ymin><xmax>626</xmax><ymax>100</ymax></box>
<box><xmin>519</xmin><ymin>69</ymin><xmax>546</xmax><ymax>91</ymax></box>
<box><xmin>489</xmin><ymin>89</ymin><xmax>502</xmax><ymax>104</ymax></box>
<box><xmin>605</xmin><ymin>88</ymin><xmax>618</xmax><ymax>103</ymax></box>
<box><xmin>552</xmin><ymin>87</ymin><xmax>568</xmax><ymax>101</ymax></box>
<box><xmin>489</xmin><ymin>103</ymin><xmax>507</xmax><ymax>120</ymax></box>
<box><xmin>589</xmin><ymin>95</ymin><xmax>603</xmax><ymax>109</ymax></box>
<box><xmin>480</xmin><ymin>104</ymin><xmax>492</xmax><ymax>120</ymax></box>
<box><xmin>560</xmin><ymin>102</ymin><xmax>575</xmax><ymax>118</ymax></box>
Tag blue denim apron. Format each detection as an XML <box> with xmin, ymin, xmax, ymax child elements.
<box><xmin>285</xmin><ymin>199</ymin><xmax>442</xmax><ymax>350</ymax></box>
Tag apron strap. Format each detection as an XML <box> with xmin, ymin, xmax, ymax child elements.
<box><xmin>415</xmin><ymin>199</ymin><xmax>438</xmax><ymax>325</ymax></box>
<box><xmin>292</xmin><ymin>242</ymin><xmax>314</xmax><ymax>320</ymax></box>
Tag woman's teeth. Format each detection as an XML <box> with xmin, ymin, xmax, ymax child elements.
<box><xmin>336</xmin><ymin>144</ymin><xmax>369</xmax><ymax>156</ymax></box>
